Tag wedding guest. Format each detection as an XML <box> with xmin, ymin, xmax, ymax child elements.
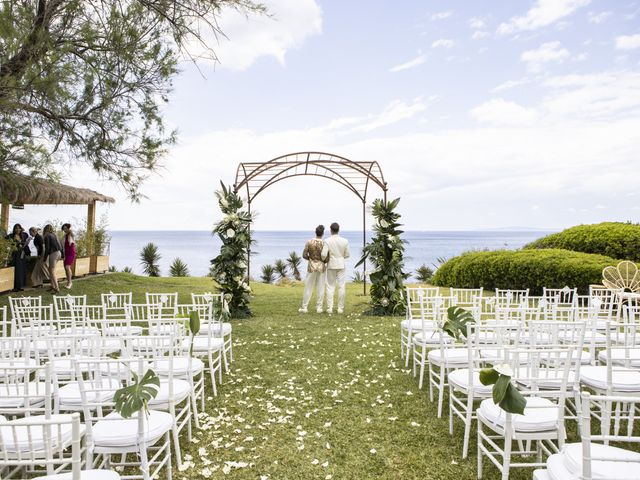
<box><xmin>323</xmin><ymin>222</ymin><xmax>350</xmax><ymax>314</ymax></box>
<box><xmin>299</xmin><ymin>225</ymin><xmax>329</xmax><ymax>314</ymax></box>
<box><xmin>61</xmin><ymin>223</ymin><xmax>76</xmax><ymax>289</ymax></box>
<box><xmin>28</xmin><ymin>227</ymin><xmax>48</xmax><ymax>288</ymax></box>
<box><xmin>5</xmin><ymin>223</ymin><xmax>29</xmax><ymax>291</ymax></box>
<box><xmin>43</xmin><ymin>224</ymin><xmax>62</xmax><ymax>293</ymax></box>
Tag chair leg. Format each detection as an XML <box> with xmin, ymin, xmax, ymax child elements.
<box><xmin>502</xmin><ymin>431</ymin><xmax>512</xmax><ymax>480</ymax></box>
<box><xmin>418</xmin><ymin>359</ymin><xmax>425</xmax><ymax>389</ymax></box>
<box><xmin>437</xmin><ymin>365</ymin><xmax>446</xmax><ymax>418</ymax></box>
<box><xmin>462</xmin><ymin>394</ymin><xmax>474</xmax><ymax>459</ymax></box>
<box><xmin>170</xmin><ymin>404</ymin><xmax>183</xmax><ymax>469</ymax></box>
<box><xmin>448</xmin><ymin>387</ymin><xmax>454</xmax><ymax>435</ymax></box>
<box><xmin>477</xmin><ymin>421</ymin><xmax>483</xmax><ymax>479</ymax></box>
<box><xmin>166</xmin><ymin>431</ymin><xmax>173</xmax><ymax>480</ymax></box>
<box><xmin>428</xmin><ymin>363</ymin><xmax>434</xmax><ymax>402</ymax></box>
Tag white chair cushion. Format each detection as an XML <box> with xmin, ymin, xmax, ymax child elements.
<box><xmin>152</xmin><ymin>357</ymin><xmax>204</xmax><ymax>376</ymax></box>
<box><xmin>0</xmin><ymin>358</ymin><xmax>38</xmax><ymax>369</ymax></box>
<box><xmin>59</xmin><ymin>327</ymin><xmax>101</xmax><ymax>336</ymax></box>
<box><xmin>427</xmin><ymin>348</ymin><xmax>468</xmax><ymax>365</ymax></box>
<box><xmin>562</xmin><ymin>442</ymin><xmax>640</xmax><ymax>479</ymax></box>
<box><xmin>401</xmin><ymin>319</ymin><xmax>424</xmax><ymax>331</ymax></box>
<box><xmin>92</xmin><ymin>410</ymin><xmax>173</xmax><ymax>448</ymax></box>
<box><xmin>34</xmin><ymin>470</ymin><xmax>121</xmax><ymax>480</ymax></box>
<box><xmin>546</xmin><ymin>453</ymin><xmax>578</xmax><ymax>480</ymax></box>
<box><xmin>479</xmin><ymin>396</ymin><xmax>559</xmax><ymax>433</ymax></box>
<box><xmin>580</xmin><ymin>366</ymin><xmax>640</xmax><ymax>392</ymax></box>
<box><xmin>448</xmin><ymin>369</ymin><xmax>493</xmax><ymax>395</ymax></box>
<box><xmin>148</xmin><ymin>379</ymin><xmax>192</xmax><ymax>406</ymax></box>
<box><xmin>103</xmin><ymin>325</ymin><xmax>143</xmax><ymax>336</ymax></box>
<box><xmin>0</xmin><ymin>382</ymin><xmax>47</xmax><ymax>408</ymax></box>
<box><xmin>50</xmin><ymin>356</ymin><xmax>94</xmax><ymax>374</ymax></box>
<box><xmin>183</xmin><ymin>337</ymin><xmax>224</xmax><ymax>352</ymax></box>
<box><xmin>412</xmin><ymin>332</ymin><xmax>451</xmax><ymax>345</ymax></box>
<box><xmin>58</xmin><ymin>379</ymin><xmax>121</xmax><ymax>406</ymax></box>
<box><xmin>515</xmin><ymin>369</ymin><xmax>576</xmax><ymax>390</ymax></box>
<box><xmin>0</xmin><ymin>414</ymin><xmax>84</xmax><ymax>453</ymax></box>
<box><xmin>533</xmin><ymin>469</ymin><xmax>553</xmax><ymax>480</ymax></box>
<box><xmin>597</xmin><ymin>348</ymin><xmax>640</xmax><ymax>367</ymax></box>
<box><xmin>201</xmin><ymin>322</ymin><xmax>232</xmax><ymax>337</ymax></box>
<box><xmin>80</xmin><ymin>337</ymin><xmax>121</xmax><ymax>352</ymax></box>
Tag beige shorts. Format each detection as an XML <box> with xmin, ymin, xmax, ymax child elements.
<box><xmin>47</xmin><ymin>251</ymin><xmax>61</xmax><ymax>270</ymax></box>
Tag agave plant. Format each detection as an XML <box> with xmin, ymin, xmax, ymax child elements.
<box><xmin>351</xmin><ymin>270</ymin><xmax>365</xmax><ymax>283</ymax></box>
<box><xmin>274</xmin><ymin>259</ymin><xmax>288</xmax><ymax>281</ymax></box>
<box><xmin>169</xmin><ymin>257</ymin><xmax>190</xmax><ymax>277</ymax></box>
<box><xmin>261</xmin><ymin>264</ymin><xmax>275</xmax><ymax>284</ymax></box>
<box><xmin>108</xmin><ymin>265</ymin><xmax>117</xmax><ymax>272</ymax></box>
<box><xmin>287</xmin><ymin>251</ymin><xmax>302</xmax><ymax>281</ymax></box>
<box><xmin>122</xmin><ymin>266</ymin><xmax>133</xmax><ymax>273</ymax></box>
<box><xmin>415</xmin><ymin>264</ymin><xmax>434</xmax><ymax>283</ymax></box>
<box><xmin>140</xmin><ymin>243</ymin><xmax>161</xmax><ymax>277</ymax></box>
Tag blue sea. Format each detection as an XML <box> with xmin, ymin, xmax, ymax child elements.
<box><xmin>108</xmin><ymin>230</ymin><xmax>554</xmax><ymax>280</ymax></box>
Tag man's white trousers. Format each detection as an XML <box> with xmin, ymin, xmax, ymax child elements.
<box><xmin>302</xmin><ymin>270</ymin><xmax>326</xmax><ymax>311</ymax></box>
<box><xmin>325</xmin><ymin>268</ymin><xmax>346</xmax><ymax>312</ymax></box>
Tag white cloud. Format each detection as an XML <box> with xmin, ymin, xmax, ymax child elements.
<box><xmin>468</xmin><ymin>17</ymin><xmax>486</xmax><ymax>29</ymax></box>
<box><xmin>615</xmin><ymin>34</ymin><xmax>640</xmax><ymax>50</ymax></box>
<box><xmin>471</xmin><ymin>99</ymin><xmax>538</xmax><ymax>126</ymax></box>
<box><xmin>587</xmin><ymin>11</ymin><xmax>612</xmax><ymax>23</ymax></box>
<box><xmin>472</xmin><ymin>31</ymin><xmax>489</xmax><ymax>40</ymax></box>
<box><xmin>431</xmin><ymin>11</ymin><xmax>453</xmax><ymax>20</ymax></box>
<box><xmin>491</xmin><ymin>78</ymin><xmax>531</xmax><ymax>92</ymax></box>
<box><xmin>389</xmin><ymin>54</ymin><xmax>427</xmax><ymax>72</ymax></box>
<box><xmin>431</xmin><ymin>39</ymin><xmax>454</xmax><ymax>49</ymax></box>
<box><xmin>200</xmin><ymin>0</ymin><xmax>322</xmax><ymax>71</ymax></box>
<box><xmin>498</xmin><ymin>0</ymin><xmax>590</xmax><ymax>35</ymax></box>
<box><xmin>520</xmin><ymin>41</ymin><xmax>570</xmax><ymax>72</ymax></box>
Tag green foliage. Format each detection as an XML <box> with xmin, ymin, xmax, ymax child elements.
<box><xmin>0</xmin><ymin>1</ymin><xmax>263</xmax><ymax>198</ymax></box>
<box><xmin>480</xmin><ymin>367</ymin><xmax>526</xmax><ymax>415</ymax></box>
<box><xmin>274</xmin><ymin>259</ymin><xmax>288</xmax><ymax>281</ymax></box>
<box><xmin>169</xmin><ymin>257</ymin><xmax>190</xmax><ymax>277</ymax></box>
<box><xmin>415</xmin><ymin>264</ymin><xmax>434</xmax><ymax>283</ymax></box>
<box><xmin>121</xmin><ymin>266</ymin><xmax>133</xmax><ymax>274</ymax></box>
<box><xmin>442</xmin><ymin>306</ymin><xmax>475</xmax><ymax>340</ymax></box>
<box><xmin>0</xmin><ymin>233</ymin><xmax>16</xmax><ymax>267</ymax></box>
<box><xmin>357</xmin><ymin>198</ymin><xmax>409</xmax><ymax>316</ymax></box>
<box><xmin>113</xmin><ymin>368</ymin><xmax>160</xmax><ymax>418</ymax></box>
<box><xmin>108</xmin><ymin>265</ymin><xmax>117</xmax><ymax>272</ymax></box>
<box><xmin>140</xmin><ymin>243</ymin><xmax>161</xmax><ymax>277</ymax></box>
<box><xmin>433</xmin><ymin>248</ymin><xmax>623</xmax><ymax>295</ymax></box>
<box><xmin>287</xmin><ymin>251</ymin><xmax>302</xmax><ymax>281</ymax></box>
<box><xmin>525</xmin><ymin>222</ymin><xmax>640</xmax><ymax>261</ymax></box>
<box><xmin>351</xmin><ymin>270</ymin><xmax>365</xmax><ymax>283</ymax></box>
<box><xmin>210</xmin><ymin>182</ymin><xmax>253</xmax><ymax>318</ymax></box>
<box><xmin>261</xmin><ymin>265</ymin><xmax>275</xmax><ymax>284</ymax></box>
<box><xmin>75</xmin><ymin>215</ymin><xmax>111</xmax><ymax>257</ymax></box>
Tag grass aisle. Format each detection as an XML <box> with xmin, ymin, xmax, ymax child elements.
<box><xmin>2</xmin><ymin>274</ymin><xmax>530</xmax><ymax>479</ymax></box>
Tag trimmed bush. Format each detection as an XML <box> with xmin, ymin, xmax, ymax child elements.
<box><xmin>432</xmin><ymin>248</ymin><xmax>624</xmax><ymax>295</ymax></box>
<box><xmin>525</xmin><ymin>222</ymin><xmax>640</xmax><ymax>261</ymax></box>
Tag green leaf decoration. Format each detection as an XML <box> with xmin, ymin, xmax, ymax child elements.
<box><xmin>442</xmin><ymin>306</ymin><xmax>475</xmax><ymax>340</ymax></box>
<box><xmin>479</xmin><ymin>368</ymin><xmax>499</xmax><ymax>386</ymax></box>
<box><xmin>493</xmin><ymin>374</ymin><xmax>510</xmax><ymax>404</ymax></box>
<box><xmin>189</xmin><ymin>311</ymin><xmax>201</xmax><ymax>336</ymax></box>
<box><xmin>499</xmin><ymin>383</ymin><xmax>527</xmax><ymax>415</ymax></box>
<box><xmin>113</xmin><ymin>369</ymin><xmax>160</xmax><ymax>418</ymax></box>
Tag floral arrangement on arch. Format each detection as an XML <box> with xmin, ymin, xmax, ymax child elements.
<box><xmin>357</xmin><ymin>197</ymin><xmax>409</xmax><ymax>316</ymax></box>
<box><xmin>210</xmin><ymin>182</ymin><xmax>253</xmax><ymax>318</ymax></box>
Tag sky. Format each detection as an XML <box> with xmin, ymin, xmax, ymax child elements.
<box><xmin>12</xmin><ymin>0</ymin><xmax>640</xmax><ymax>231</ymax></box>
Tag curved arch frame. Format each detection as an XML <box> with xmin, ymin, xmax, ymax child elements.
<box><xmin>233</xmin><ymin>152</ymin><xmax>388</xmax><ymax>294</ymax></box>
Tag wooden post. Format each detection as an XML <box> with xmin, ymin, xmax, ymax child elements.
<box><xmin>87</xmin><ymin>201</ymin><xmax>96</xmax><ymax>236</ymax></box>
<box><xmin>1</xmin><ymin>203</ymin><xmax>9</xmax><ymax>233</ymax></box>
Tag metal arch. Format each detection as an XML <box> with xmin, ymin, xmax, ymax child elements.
<box><xmin>232</xmin><ymin>152</ymin><xmax>389</xmax><ymax>295</ymax></box>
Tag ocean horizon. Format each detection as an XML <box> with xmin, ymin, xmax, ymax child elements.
<box><xmin>108</xmin><ymin>229</ymin><xmax>555</xmax><ymax>280</ymax></box>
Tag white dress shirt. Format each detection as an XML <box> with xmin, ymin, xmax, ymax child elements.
<box><xmin>323</xmin><ymin>234</ymin><xmax>350</xmax><ymax>270</ymax></box>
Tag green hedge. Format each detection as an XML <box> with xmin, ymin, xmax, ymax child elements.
<box><xmin>525</xmin><ymin>222</ymin><xmax>640</xmax><ymax>261</ymax></box>
<box><xmin>432</xmin><ymin>249</ymin><xmax>622</xmax><ymax>295</ymax></box>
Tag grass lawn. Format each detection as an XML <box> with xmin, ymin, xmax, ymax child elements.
<box><xmin>2</xmin><ymin>274</ymin><xmax>538</xmax><ymax>480</ymax></box>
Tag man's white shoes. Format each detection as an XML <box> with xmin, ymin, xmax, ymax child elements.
<box><xmin>337</xmin><ymin>308</ymin><xmax>344</xmax><ymax>314</ymax></box>
<box><xmin>316</xmin><ymin>308</ymin><xmax>323</xmax><ymax>314</ymax></box>
<box><xmin>298</xmin><ymin>308</ymin><xmax>307</xmax><ymax>314</ymax></box>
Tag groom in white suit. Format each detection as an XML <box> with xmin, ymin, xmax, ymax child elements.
<box><xmin>322</xmin><ymin>222</ymin><xmax>350</xmax><ymax>314</ymax></box>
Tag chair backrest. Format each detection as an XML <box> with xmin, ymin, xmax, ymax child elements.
<box><xmin>8</xmin><ymin>296</ymin><xmax>42</xmax><ymax>320</ymax></box>
<box><xmin>0</xmin><ymin>337</ymin><xmax>31</xmax><ymax>363</ymax></box>
<box><xmin>0</xmin><ymin>412</ymin><xmax>83</xmax><ymax>477</ymax></box>
<box><xmin>145</xmin><ymin>292</ymin><xmax>179</xmax><ymax>318</ymax></box>
<box><xmin>12</xmin><ymin>304</ymin><xmax>55</xmax><ymax>337</ymax></box>
<box><xmin>580</xmin><ymin>392</ymin><xmax>640</xmax><ymax>480</ymax></box>
<box><xmin>451</xmin><ymin>288</ymin><xmax>483</xmax><ymax>305</ymax></box>
<box><xmin>101</xmin><ymin>292</ymin><xmax>132</xmax><ymax>319</ymax></box>
<box><xmin>495</xmin><ymin>289</ymin><xmax>529</xmax><ymax>308</ymax></box>
<box><xmin>191</xmin><ymin>292</ymin><xmax>222</xmax><ymax>305</ymax></box>
<box><xmin>406</xmin><ymin>287</ymin><xmax>440</xmax><ymax>320</ymax></box>
<box><xmin>0</xmin><ymin>362</ymin><xmax>54</xmax><ymax>417</ymax></box>
<box><xmin>0</xmin><ymin>306</ymin><xmax>10</xmax><ymax>338</ymax></box>
<box><xmin>599</xmin><ymin>319</ymin><xmax>640</xmax><ymax>390</ymax></box>
<box><xmin>543</xmin><ymin>286</ymin><xmax>578</xmax><ymax>306</ymax></box>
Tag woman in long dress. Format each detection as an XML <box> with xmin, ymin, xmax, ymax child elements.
<box><xmin>61</xmin><ymin>223</ymin><xmax>76</xmax><ymax>289</ymax></box>
<box><xmin>43</xmin><ymin>224</ymin><xmax>62</xmax><ymax>293</ymax></box>
<box><xmin>5</xmin><ymin>223</ymin><xmax>29</xmax><ymax>291</ymax></box>
<box><xmin>29</xmin><ymin>226</ymin><xmax>48</xmax><ymax>288</ymax></box>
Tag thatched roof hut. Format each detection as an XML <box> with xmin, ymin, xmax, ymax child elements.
<box><xmin>0</xmin><ymin>171</ymin><xmax>114</xmax><ymax>232</ymax></box>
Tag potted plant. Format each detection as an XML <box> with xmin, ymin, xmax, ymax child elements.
<box><xmin>0</xmin><ymin>233</ymin><xmax>16</xmax><ymax>292</ymax></box>
<box><xmin>88</xmin><ymin>215</ymin><xmax>111</xmax><ymax>274</ymax></box>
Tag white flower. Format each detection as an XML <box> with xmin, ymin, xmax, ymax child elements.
<box><xmin>370</xmin><ymin>448</ymin><xmax>377</xmax><ymax>454</ymax></box>
<box><xmin>226</xmin><ymin>228</ymin><xmax>236</xmax><ymax>238</ymax></box>
<box><xmin>220</xmin><ymin>198</ymin><xmax>229</xmax><ymax>208</ymax></box>
<box><xmin>493</xmin><ymin>363</ymin><xmax>514</xmax><ymax>377</ymax></box>
<box><xmin>379</xmin><ymin>219</ymin><xmax>389</xmax><ymax>228</ymax></box>
<box><xmin>381</xmin><ymin>298</ymin><xmax>389</xmax><ymax>306</ymax></box>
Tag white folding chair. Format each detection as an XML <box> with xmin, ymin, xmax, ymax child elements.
<box><xmin>145</xmin><ymin>293</ymin><xmax>178</xmax><ymax>320</ymax></box>
<box><xmin>74</xmin><ymin>358</ymin><xmax>173</xmax><ymax>480</ymax></box>
<box><xmin>402</xmin><ymin>287</ymin><xmax>440</xmax><ymax>365</ymax></box>
<box><xmin>191</xmin><ymin>292</ymin><xmax>233</xmax><ymax>366</ymax></box>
